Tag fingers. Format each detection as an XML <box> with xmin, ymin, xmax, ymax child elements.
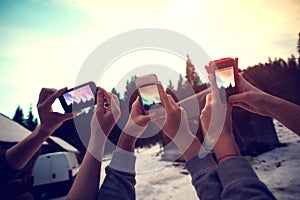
<box><xmin>132</xmin><ymin>96</ymin><xmax>143</xmax><ymax>114</ymax></box>
<box><xmin>95</xmin><ymin>87</ymin><xmax>105</xmax><ymax>115</ymax></box>
<box><xmin>61</xmin><ymin>110</ymin><xmax>82</xmax><ymax>121</ymax></box>
<box><xmin>208</xmin><ymin>74</ymin><xmax>221</xmax><ymax>102</ymax></box>
<box><xmin>205</xmin><ymin>93</ymin><xmax>212</xmax><ymax>103</ymax></box>
<box><xmin>157</xmin><ymin>83</ymin><xmax>170</xmax><ymax>108</ymax></box>
<box><xmin>228</xmin><ymin>92</ymin><xmax>248</xmax><ymax>104</ymax></box>
<box><xmin>37</xmin><ymin>88</ymin><xmax>56</xmax><ymax>106</ymax></box>
<box><xmin>167</xmin><ymin>93</ymin><xmax>178</xmax><ymax>109</ymax></box>
<box><xmin>232</xmin><ymin>102</ymin><xmax>254</xmax><ymax>113</ymax></box>
<box><xmin>40</xmin><ymin>87</ymin><xmax>67</xmax><ymax>110</ymax></box>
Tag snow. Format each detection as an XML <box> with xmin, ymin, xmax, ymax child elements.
<box><xmin>99</xmin><ymin>119</ymin><xmax>300</xmax><ymax>199</ymax></box>
<box><xmin>252</xmin><ymin>120</ymin><xmax>300</xmax><ymax>200</ymax></box>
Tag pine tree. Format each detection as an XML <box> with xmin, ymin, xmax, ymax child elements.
<box><xmin>111</xmin><ymin>88</ymin><xmax>120</xmax><ymax>99</ymax></box>
<box><xmin>24</xmin><ymin>104</ymin><xmax>38</xmax><ymax>131</ymax></box>
<box><xmin>167</xmin><ymin>80</ymin><xmax>174</xmax><ymax>91</ymax></box>
<box><xmin>288</xmin><ymin>54</ymin><xmax>297</xmax><ymax>69</ymax></box>
<box><xmin>177</xmin><ymin>74</ymin><xmax>185</xmax><ymax>91</ymax></box>
<box><xmin>185</xmin><ymin>55</ymin><xmax>202</xmax><ymax>90</ymax></box>
<box><xmin>124</xmin><ymin>76</ymin><xmax>137</xmax><ymax>102</ymax></box>
<box><xmin>12</xmin><ymin>106</ymin><xmax>24</xmax><ymax>126</ymax></box>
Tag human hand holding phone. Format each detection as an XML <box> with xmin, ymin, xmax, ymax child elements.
<box><xmin>38</xmin><ymin>87</ymin><xmax>81</xmax><ymax>135</ymax></box>
<box><xmin>155</xmin><ymin>83</ymin><xmax>201</xmax><ymax>160</ymax></box>
<box><xmin>88</xmin><ymin>87</ymin><xmax>121</xmax><ymax>158</ymax></box>
<box><xmin>200</xmin><ymin>73</ymin><xmax>240</xmax><ymax>163</ymax></box>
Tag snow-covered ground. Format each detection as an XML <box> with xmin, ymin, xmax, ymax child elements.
<box><xmin>252</xmin><ymin>120</ymin><xmax>300</xmax><ymax>200</ymax></box>
<box><xmin>99</xmin><ymin>120</ymin><xmax>300</xmax><ymax>200</ymax></box>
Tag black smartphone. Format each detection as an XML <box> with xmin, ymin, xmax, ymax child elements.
<box><xmin>59</xmin><ymin>81</ymin><xmax>97</xmax><ymax>113</ymax></box>
<box><xmin>135</xmin><ymin>74</ymin><xmax>163</xmax><ymax>114</ymax></box>
<box><xmin>206</xmin><ymin>58</ymin><xmax>239</xmax><ymax>98</ymax></box>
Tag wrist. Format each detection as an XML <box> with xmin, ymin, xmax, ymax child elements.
<box><xmin>117</xmin><ymin>132</ymin><xmax>137</xmax><ymax>153</ymax></box>
<box><xmin>183</xmin><ymin>136</ymin><xmax>202</xmax><ymax>161</ymax></box>
<box><xmin>87</xmin><ymin>131</ymin><xmax>107</xmax><ymax>159</ymax></box>
<box><xmin>172</xmin><ymin>130</ymin><xmax>201</xmax><ymax>159</ymax></box>
<box><xmin>213</xmin><ymin>136</ymin><xmax>240</xmax><ymax>162</ymax></box>
<box><xmin>35</xmin><ymin>126</ymin><xmax>52</xmax><ymax>139</ymax></box>
<box><xmin>217</xmin><ymin>154</ymin><xmax>240</xmax><ymax>164</ymax></box>
<box><xmin>123</xmin><ymin>121</ymin><xmax>147</xmax><ymax>138</ymax></box>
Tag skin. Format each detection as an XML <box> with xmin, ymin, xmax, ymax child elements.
<box><xmin>117</xmin><ymin>96</ymin><xmax>151</xmax><ymax>153</ymax></box>
<box><xmin>229</xmin><ymin>74</ymin><xmax>300</xmax><ymax>136</ymax></box>
<box><xmin>66</xmin><ymin>88</ymin><xmax>121</xmax><ymax>200</ymax></box>
<box><xmin>5</xmin><ymin>87</ymin><xmax>80</xmax><ymax>170</ymax></box>
<box><xmin>156</xmin><ymin>83</ymin><xmax>202</xmax><ymax>161</ymax></box>
<box><xmin>200</xmin><ymin>73</ymin><xmax>241</xmax><ymax>163</ymax></box>
<box><xmin>67</xmin><ymin>93</ymin><xmax>150</xmax><ymax>200</ymax></box>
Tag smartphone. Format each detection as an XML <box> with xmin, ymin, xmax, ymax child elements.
<box><xmin>209</xmin><ymin>58</ymin><xmax>239</xmax><ymax>97</ymax></box>
<box><xmin>135</xmin><ymin>74</ymin><xmax>163</xmax><ymax>114</ymax></box>
<box><xmin>59</xmin><ymin>81</ymin><xmax>97</xmax><ymax>113</ymax></box>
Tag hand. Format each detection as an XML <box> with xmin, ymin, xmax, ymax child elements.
<box><xmin>200</xmin><ymin>74</ymin><xmax>228</xmax><ymax>136</ymax></box>
<box><xmin>37</xmin><ymin>87</ymin><xmax>79</xmax><ymax>135</ymax></box>
<box><xmin>123</xmin><ymin>96</ymin><xmax>151</xmax><ymax>138</ymax></box>
<box><xmin>201</xmin><ymin>73</ymin><xmax>240</xmax><ymax>163</ymax></box>
<box><xmin>155</xmin><ymin>83</ymin><xmax>200</xmax><ymax>161</ymax></box>
<box><xmin>117</xmin><ymin>96</ymin><xmax>151</xmax><ymax>153</ymax></box>
<box><xmin>91</xmin><ymin>87</ymin><xmax>121</xmax><ymax>138</ymax></box>
<box><xmin>228</xmin><ymin>74</ymin><xmax>274</xmax><ymax>117</ymax></box>
<box><xmin>156</xmin><ymin>84</ymin><xmax>191</xmax><ymax>140</ymax></box>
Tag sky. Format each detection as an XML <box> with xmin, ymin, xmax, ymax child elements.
<box><xmin>0</xmin><ymin>0</ymin><xmax>300</xmax><ymax>119</ymax></box>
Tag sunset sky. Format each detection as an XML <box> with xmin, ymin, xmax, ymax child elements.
<box><xmin>1</xmin><ymin>0</ymin><xmax>300</xmax><ymax>118</ymax></box>
<box><xmin>215</xmin><ymin>67</ymin><xmax>235</xmax><ymax>88</ymax></box>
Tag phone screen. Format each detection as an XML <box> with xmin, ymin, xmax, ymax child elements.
<box><xmin>59</xmin><ymin>82</ymin><xmax>97</xmax><ymax>113</ymax></box>
<box><xmin>139</xmin><ymin>84</ymin><xmax>162</xmax><ymax>112</ymax></box>
<box><xmin>215</xmin><ymin>66</ymin><xmax>236</xmax><ymax>97</ymax></box>
<box><xmin>63</xmin><ymin>85</ymin><xmax>95</xmax><ymax>106</ymax></box>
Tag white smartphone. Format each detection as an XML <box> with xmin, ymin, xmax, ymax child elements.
<box><xmin>135</xmin><ymin>74</ymin><xmax>163</xmax><ymax>114</ymax></box>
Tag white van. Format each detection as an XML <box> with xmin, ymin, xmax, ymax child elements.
<box><xmin>31</xmin><ymin>152</ymin><xmax>79</xmax><ymax>199</ymax></box>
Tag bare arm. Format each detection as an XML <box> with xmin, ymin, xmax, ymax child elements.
<box><xmin>6</xmin><ymin>88</ymin><xmax>78</xmax><ymax>170</ymax></box>
<box><xmin>66</xmin><ymin>88</ymin><xmax>121</xmax><ymax>200</ymax></box>
<box><xmin>229</xmin><ymin>74</ymin><xmax>300</xmax><ymax>136</ymax></box>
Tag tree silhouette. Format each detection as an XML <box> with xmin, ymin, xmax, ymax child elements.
<box><xmin>297</xmin><ymin>32</ymin><xmax>300</xmax><ymax>62</ymax></box>
<box><xmin>24</xmin><ymin>104</ymin><xmax>38</xmax><ymax>131</ymax></box>
<box><xmin>167</xmin><ymin>80</ymin><xmax>174</xmax><ymax>91</ymax></box>
<box><xmin>177</xmin><ymin>74</ymin><xmax>185</xmax><ymax>91</ymax></box>
<box><xmin>111</xmin><ymin>87</ymin><xmax>120</xmax><ymax>99</ymax></box>
<box><xmin>185</xmin><ymin>55</ymin><xmax>201</xmax><ymax>90</ymax></box>
<box><xmin>12</xmin><ymin>106</ymin><xmax>25</xmax><ymax>126</ymax></box>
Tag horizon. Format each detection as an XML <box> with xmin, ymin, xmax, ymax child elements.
<box><xmin>1</xmin><ymin>0</ymin><xmax>300</xmax><ymax>119</ymax></box>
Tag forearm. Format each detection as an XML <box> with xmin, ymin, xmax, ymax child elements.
<box><xmin>98</xmin><ymin>135</ymin><xmax>137</xmax><ymax>199</ymax></box>
<box><xmin>67</xmin><ymin>134</ymin><xmax>105</xmax><ymax>200</ymax></box>
<box><xmin>212</xmin><ymin>133</ymin><xmax>241</xmax><ymax>163</ymax></box>
<box><xmin>117</xmin><ymin>132</ymin><xmax>137</xmax><ymax>153</ymax></box>
<box><xmin>268</xmin><ymin>95</ymin><xmax>300</xmax><ymax>135</ymax></box>
<box><xmin>182</xmin><ymin>135</ymin><xmax>202</xmax><ymax>161</ymax></box>
<box><xmin>67</xmin><ymin>151</ymin><xmax>101</xmax><ymax>200</ymax></box>
<box><xmin>5</xmin><ymin>126</ymin><xmax>50</xmax><ymax>170</ymax></box>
